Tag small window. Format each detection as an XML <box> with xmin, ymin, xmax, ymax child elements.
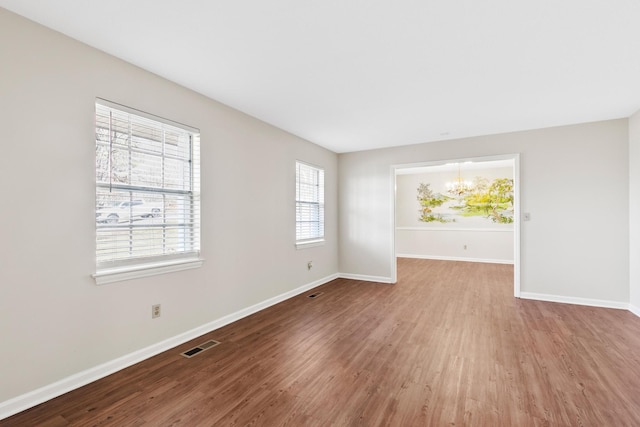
<box><xmin>296</xmin><ymin>161</ymin><xmax>324</xmax><ymax>247</ymax></box>
<box><xmin>94</xmin><ymin>99</ymin><xmax>201</xmax><ymax>283</ymax></box>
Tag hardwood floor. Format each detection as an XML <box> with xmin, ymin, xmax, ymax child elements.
<box><xmin>3</xmin><ymin>258</ymin><xmax>640</xmax><ymax>426</ymax></box>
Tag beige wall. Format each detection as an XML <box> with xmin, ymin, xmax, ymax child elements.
<box><xmin>0</xmin><ymin>8</ymin><xmax>337</xmax><ymax>404</ymax></box>
<box><xmin>339</xmin><ymin>120</ymin><xmax>629</xmax><ymax>303</ymax></box>
<box><xmin>630</xmin><ymin>109</ymin><xmax>640</xmax><ymax>313</ymax></box>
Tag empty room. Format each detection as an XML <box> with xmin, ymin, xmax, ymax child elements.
<box><xmin>1</xmin><ymin>1</ymin><xmax>640</xmax><ymax>426</ymax></box>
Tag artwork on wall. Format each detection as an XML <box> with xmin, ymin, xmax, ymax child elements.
<box><xmin>417</xmin><ymin>166</ymin><xmax>514</xmax><ymax>226</ymax></box>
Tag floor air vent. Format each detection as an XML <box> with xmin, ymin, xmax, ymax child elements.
<box><xmin>308</xmin><ymin>292</ymin><xmax>324</xmax><ymax>298</ymax></box>
<box><xmin>181</xmin><ymin>340</ymin><xmax>221</xmax><ymax>358</ymax></box>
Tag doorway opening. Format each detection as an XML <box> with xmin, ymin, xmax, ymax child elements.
<box><xmin>390</xmin><ymin>154</ymin><xmax>520</xmax><ymax>297</ymax></box>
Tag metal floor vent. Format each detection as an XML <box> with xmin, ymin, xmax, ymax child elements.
<box><xmin>308</xmin><ymin>292</ymin><xmax>324</xmax><ymax>298</ymax></box>
<box><xmin>181</xmin><ymin>340</ymin><xmax>221</xmax><ymax>358</ymax></box>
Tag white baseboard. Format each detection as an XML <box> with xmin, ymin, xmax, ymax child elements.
<box><xmin>396</xmin><ymin>254</ymin><xmax>514</xmax><ymax>265</ymax></box>
<box><xmin>0</xmin><ymin>273</ymin><xmax>339</xmax><ymax>421</ymax></box>
<box><xmin>338</xmin><ymin>273</ymin><xmax>394</xmax><ymax>284</ymax></box>
<box><xmin>519</xmin><ymin>292</ymin><xmax>629</xmax><ymax>310</ymax></box>
<box><xmin>629</xmin><ymin>304</ymin><xmax>640</xmax><ymax>318</ymax></box>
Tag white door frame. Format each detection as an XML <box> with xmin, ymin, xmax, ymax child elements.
<box><xmin>390</xmin><ymin>153</ymin><xmax>521</xmax><ymax>297</ymax></box>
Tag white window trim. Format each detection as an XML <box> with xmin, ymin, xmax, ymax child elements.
<box><xmin>96</xmin><ymin>98</ymin><xmax>199</xmax><ymax>133</ymax></box>
<box><xmin>295</xmin><ymin>238</ymin><xmax>325</xmax><ymax>249</ymax></box>
<box><xmin>92</xmin><ymin>258</ymin><xmax>203</xmax><ymax>285</ymax></box>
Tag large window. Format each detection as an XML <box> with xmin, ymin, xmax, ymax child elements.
<box><xmin>94</xmin><ymin>99</ymin><xmax>200</xmax><ymax>282</ymax></box>
<box><xmin>296</xmin><ymin>161</ymin><xmax>324</xmax><ymax>246</ymax></box>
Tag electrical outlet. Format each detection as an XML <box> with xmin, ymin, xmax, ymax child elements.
<box><xmin>152</xmin><ymin>304</ymin><xmax>161</xmax><ymax>319</ymax></box>
<box><xmin>307</xmin><ymin>261</ymin><xmax>313</xmax><ymax>270</ymax></box>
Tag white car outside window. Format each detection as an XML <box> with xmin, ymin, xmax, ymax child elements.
<box><xmin>96</xmin><ymin>200</ymin><xmax>161</xmax><ymax>224</ymax></box>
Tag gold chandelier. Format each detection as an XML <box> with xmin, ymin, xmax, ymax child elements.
<box><xmin>446</xmin><ymin>164</ymin><xmax>473</xmax><ymax>196</ymax></box>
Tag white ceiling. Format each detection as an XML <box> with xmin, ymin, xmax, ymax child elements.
<box><xmin>2</xmin><ymin>1</ymin><xmax>640</xmax><ymax>153</ymax></box>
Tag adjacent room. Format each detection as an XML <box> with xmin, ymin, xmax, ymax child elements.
<box><xmin>1</xmin><ymin>1</ymin><xmax>640</xmax><ymax>425</ymax></box>
<box><xmin>395</xmin><ymin>158</ymin><xmax>516</xmax><ymax>265</ymax></box>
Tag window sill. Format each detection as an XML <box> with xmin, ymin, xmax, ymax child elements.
<box><xmin>296</xmin><ymin>239</ymin><xmax>325</xmax><ymax>250</ymax></box>
<box><xmin>93</xmin><ymin>258</ymin><xmax>204</xmax><ymax>285</ymax></box>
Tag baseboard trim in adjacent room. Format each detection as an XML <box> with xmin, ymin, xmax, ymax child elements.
<box><xmin>338</xmin><ymin>273</ymin><xmax>394</xmax><ymax>284</ymax></box>
<box><xmin>0</xmin><ymin>273</ymin><xmax>340</xmax><ymax>421</ymax></box>
<box><xmin>519</xmin><ymin>292</ymin><xmax>629</xmax><ymax>310</ymax></box>
<box><xmin>396</xmin><ymin>254</ymin><xmax>514</xmax><ymax>265</ymax></box>
<box><xmin>629</xmin><ymin>304</ymin><xmax>640</xmax><ymax>318</ymax></box>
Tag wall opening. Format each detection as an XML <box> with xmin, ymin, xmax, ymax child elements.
<box><xmin>391</xmin><ymin>154</ymin><xmax>520</xmax><ymax>296</ymax></box>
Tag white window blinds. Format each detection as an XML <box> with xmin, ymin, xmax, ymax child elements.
<box><xmin>95</xmin><ymin>100</ymin><xmax>200</xmax><ymax>269</ymax></box>
<box><xmin>296</xmin><ymin>161</ymin><xmax>324</xmax><ymax>243</ymax></box>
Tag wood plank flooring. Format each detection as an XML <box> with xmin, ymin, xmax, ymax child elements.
<box><xmin>3</xmin><ymin>258</ymin><xmax>640</xmax><ymax>426</ymax></box>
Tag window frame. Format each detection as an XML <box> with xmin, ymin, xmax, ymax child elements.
<box><xmin>92</xmin><ymin>99</ymin><xmax>202</xmax><ymax>284</ymax></box>
<box><xmin>295</xmin><ymin>160</ymin><xmax>325</xmax><ymax>249</ymax></box>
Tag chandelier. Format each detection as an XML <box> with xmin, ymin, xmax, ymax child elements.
<box><xmin>446</xmin><ymin>164</ymin><xmax>473</xmax><ymax>196</ymax></box>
